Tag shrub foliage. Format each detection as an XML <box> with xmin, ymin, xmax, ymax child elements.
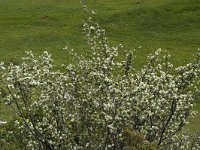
<box><xmin>0</xmin><ymin>2</ymin><xmax>200</xmax><ymax>150</ymax></box>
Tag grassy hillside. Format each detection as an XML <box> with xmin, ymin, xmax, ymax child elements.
<box><xmin>0</xmin><ymin>0</ymin><xmax>199</xmax><ymax>132</ymax></box>
<box><xmin>0</xmin><ymin>0</ymin><xmax>199</xmax><ymax>66</ymax></box>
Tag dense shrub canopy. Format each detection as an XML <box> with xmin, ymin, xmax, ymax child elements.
<box><xmin>0</xmin><ymin>3</ymin><xmax>200</xmax><ymax>150</ymax></box>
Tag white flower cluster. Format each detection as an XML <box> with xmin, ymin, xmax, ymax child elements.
<box><xmin>0</xmin><ymin>3</ymin><xmax>200</xmax><ymax>150</ymax></box>
<box><xmin>166</xmin><ymin>132</ymin><xmax>200</xmax><ymax>150</ymax></box>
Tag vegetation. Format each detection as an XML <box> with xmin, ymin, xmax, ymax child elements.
<box><xmin>1</xmin><ymin>1</ymin><xmax>199</xmax><ymax>149</ymax></box>
<box><xmin>0</xmin><ymin>0</ymin><xmax>199</xmax><ymax>66</ymax></box>
<box><xmin>0</xmin><ymin>1</ymin><xmax>200</xmax><ymax>149</ymax></box>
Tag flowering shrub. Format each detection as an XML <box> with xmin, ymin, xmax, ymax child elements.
<box><xmin>165</xmin><ymin>132</ymin><xmax>200</xmax><ymax>150</ymax></box>
<box><xmin>0</xmin><ymin>3</ymin><xmax>200</xmax><ymax>150</ymax></box>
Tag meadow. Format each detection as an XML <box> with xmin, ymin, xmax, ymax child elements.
<box><xmin>0</xmin><ymin>0</ymin><xmax>199</xmax><ymax>135</ymax></box>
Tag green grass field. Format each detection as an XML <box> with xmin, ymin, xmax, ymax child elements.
<box><xmin>0</xmin><ymin>0</ymin><xmax>200</xmax><ymax>134</ymax></box>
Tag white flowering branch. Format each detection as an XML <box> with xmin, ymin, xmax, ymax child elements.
<box><xmin>0</xmin><ymin>3</ymin><xmax>200</xmax><ymax>150</ymax></box>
